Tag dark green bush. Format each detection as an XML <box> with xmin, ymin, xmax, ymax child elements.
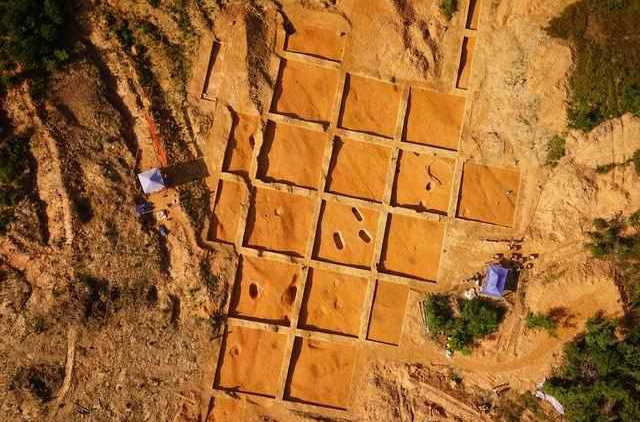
<box><xmin>422</xmin><ymin>294</ymin><xmax>505</xmax><ymax>354</ymax></box>
<box><xmin>0</xmin><ymin>0</ymin><xmax>72</xmax><ymax>72</ymax></box>
<box><xmin>547</xmin><ymin>0</ymin><xmax>640</xmax><ymax>131</ymax></box>
<box><xmin>632</xmin><ymin>149</ymin><xmax>640</xmax><ymax>176</ymax></box>
<box><xmin>0</xmin><ymin>132</ymin><xmax>31</xmax><ymax>234</ymax></box>
<box><xmin>526</xmin><ymin>311</ymin><xmax>558</xmax><ymax>334</ymax></box>
<box><xmin>543</xmin><ymin>316</ymin><xmax>640</xmax><ymax>421</ymax></box>
<box><xmin>440</xmin><ymin>0</ymin><xmax>457</xmax><ymax>20</ymax></box>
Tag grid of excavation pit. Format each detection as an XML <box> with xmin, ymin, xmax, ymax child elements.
<box><xmin>208</xmin><ymin>3</ymin><xmax>517</xmax><ymax>413</ymax></box>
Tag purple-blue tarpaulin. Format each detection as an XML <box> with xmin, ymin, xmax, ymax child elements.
<box><xmin>481</xmin><ymin>264</ymin><xmax>510</xmax><ymax>298</ymax></box>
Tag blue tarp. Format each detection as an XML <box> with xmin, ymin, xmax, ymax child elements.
<box><xmin>138</xmin><ymin>168</ymin><xmax>166</xmax><ymax>194</ymax></box>
<box><xmin>481</xmin><ymin>264</ymin><xmax>510</xmax><ymax>298</ymax></box>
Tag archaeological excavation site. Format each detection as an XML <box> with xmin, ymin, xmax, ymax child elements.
<box><xmin>1</xmin><ymin>0</ymin><xmax>640</xmax><ymax>421</ymax></box>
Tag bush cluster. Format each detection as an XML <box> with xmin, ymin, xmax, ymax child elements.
<box><xmin>547</xmin><ymin>0</ymin><xmax>640</xmax><ymax>131</ymax></box>
<box><xmin>423</xmin><ymin>294</ymin><xmax>505</xmax><ymax>354</ymax></box>
<box><xmin>440</xmin><ymin>0</ymin><xmax>458</xmax><ymax>20</ymax></box>
<box><xmin>544</xmin><ymin>316</ymin><xmax>640</xmax><ymax>421</ymax></box>
<box><xmin>526</xmin><ymin>311</ymin><xmax>558</xmax><ymax>334</ymax></box>
<box><xmin>545</xmin><ymin>135</ymin><xmax>566</xmax><ymax>167</ymax></box>
<box><xmin>0</xmin><ymin>132</ymin><xmax>31</xmax><ymax>234</ymax></box>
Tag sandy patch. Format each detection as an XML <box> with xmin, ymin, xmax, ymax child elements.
<box><xmin>214</xmin><ymin>326</ymin><xmax>287</xmax><ymax>397</ymax></box>
<box><xmin>257</xmin><ymin>121</ymin><xmax>327</xmax><ymax>189</ymax></box>
<box><xmin>207</xmin><ymin>397</ymin><xmax>244</xmax><ymax>422</ymax></box>
<box><xmin>222</xmin><ymin>112</ymin><xmax>259</xmax><ymax>177</ymax></box>
<box><xmin>366</xmin><ymin>281</ymin><xmax>409</xmax><ymax>345</ymax></box>
<box><xmin>271</xmin><ymin>60</ymin><xmax>339</xmax><ymax>124</ymax></box>
<box><xmin>338</xmin><ymin>74</ymin><xmax>402</xmax><ymax>138</ymax></box>
<box><xmin>392</xmin><ymin>151</ymin><xmax>455</xmax><ymax>215</ymax></box>
<box><xmin>466</xmin><ymin>0</ymin><xmax>481</xmax><ymax>30</ymax></box>
<box><xmin>326</xmin><ymin>137</ymin><xmax>392</xmax><ymax>202</ymax></box>
<box><xmin>285</xmin><ymin>337</ymin><xmax>357</xmax><ymax>409</ymax></box>
<box><xmin>313</xmin><ymin>200</ymin><xmax>380</xmax><ymax>268</ymax></box>
<box><xmin>298</xmin><ymin>268</ymin><xmax>368</xmax><ymax>337</ymax></box>
<box><xmin>379</xmin><ymin>214</ymin><xmax>445</xmax><ymax>281</ymax></box>
<box><xmin>244</xmin><ymin>188</ymin><xmax>315</xmax><ymax>256</ymax></box>
<box><xmin>456</xmin><ymin>162</ymin><xmax>520</xmax><ymax>227</ymax></box>
<box><xmin>210</xmin><ymin>180</ymin><xmax>245</xmax><ymax>243</ymax></box>
<box><xmin>285</xmin><ymin>26</ymin><xmax>347</xmax><ymax>62</ymax></box>
<box><xmin>229</xmin><ymin>256</ymin><xmax>300</xmax><ymax>326</ymax></box>
<box><xmin>456</xmin><ymin>37</ymin><xmax>476</xmax><ymax>90</ymax></box>
<box><xmin>404</xmin><ymin>88</ymin><xmax>465</xmax><ymax>150</ymax></box>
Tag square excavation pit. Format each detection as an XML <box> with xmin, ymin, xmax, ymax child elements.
<box><xmin>285</xmin><ymin>26</ymin><xmax>347</xmax><ymax>62</ymax></box>
<box><xmin>214</xmin><ymin>326</ymin><xmax>287</xmax><ymax>397</ymax></box>
<box><xmin>338</xmin><ymin>74</ymin><xmax>402</xmax><ymax>138</ymax></box>
<box><xmin>298</xmin><ymin>268</ymin><xmax>368</xmax><ymax>337</ymax></box>
<box><xmin>456</xmin><ymin>162</ymin><xmax>520</xmax><ymax>227</ymax></box>
<box><xmin>222</xmin><ymin>112</ymin><xmax>259</xmax><ymax>176</ymax></box>
<box><xmin>392</xmin><ymin>151</ymin><xmax>455</xmax><ymax>215</ymax></box>
<box><xmin>313</xmin><ymin>200</ymin><xmax>380</xmax><ymax>269</ymax></box>
<box><xmin>284</xmin><ymin>337</ymin><xmax>356</xmax><ymax>409</ymax></box>
<box><xmin>326</xmin><ymin>137</ymin><xmax>391</xmax><ymax>202</ymax></box>
<box><xmin>229</xmin><ymin>256</ymin><xmax>301</xmax><ymax>326</ymax></box>
<box><xmin>210</xmin><ymin>180</ymin><xmax>246</xmax><ymax>243</ymax></box>
<box><xmin>379</xmin><ymin>214</ymin><xmax>445</xmax><ymax>281</ymax></box>
<box><xmin>271</xmin><ymin>60</ymin><xmax>339</xmax><ymax>124</ymax></box>
<box><xmin>367</xmin><ymin>280</ymin><xmax>409</xmax><ymax>345</ymax></box>
<box><xmin>456</xmin><ymin>37</ymin><xmax>476</xmax><ymax>90</ymax></box>
<box><xmin>404</xmin><ymin>88</ymin><xmax>466</xmax><ymax>151</ymax></box>
<box><xmin>257</xmin><ymin>121</ymin><xmax>327</xmax><ymax>189</ymax></box>
<box><xmin>244</xmin><ymin>188</ymin><xmax>315</xmax><ymax>256</ymax></box>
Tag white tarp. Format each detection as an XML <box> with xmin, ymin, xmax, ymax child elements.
<box><xmin>138</xmin><ymin>168</ymin><xmax>166</xmax><ymax>194</ymax></box>
<box><xmin>535</xmin><ymin>390</ymin><xmax>565</xmax><ymax>415</ymax></box>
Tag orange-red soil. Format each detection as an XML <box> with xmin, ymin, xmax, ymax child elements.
<box><xmin>392</xmin><ymin>151</ymin><xmax>455</xmax><ymax>215</ymax></box>
<box><xmin>326</xmin><ymin>137</ymin><xmax>391</xmax><ymax>202</ymax></box>
<box><xmin>210</xmin><ymin>180</ymin><xmax>245</xmax><ymax>243</ymax></box>
<box><xmin>339</xmin><ymin>74</ymin><xmax>402</xmax><ymax>138</ymax></box>
<box><xmin>285</xmin><ymin>26</ymin><xmax>347</xmax><ymax>62</ymax></box>
<box><xmin>456</xmin><ymin>37</ymin><xmax>476</xmax><ymax>90</ymax></box>
<box><xmin>244</xmin><ymin>188</ymin><xmax>315</xmax><ymax>256</ymax></box>
<box><xmin>229</xmin><ymin>256</ymin><xmax>301</xmax><ymax>326</ymax></box>
<box><xmin>271</xmin><ymin>60</ymin><xmax>339</xmax><ymax>123</ymax></box>
<box><xmin>379</xmin><ymin>214</ymin><xmax>445</xmax><ymax>281</ymax></box>
<box><xmin>285</xmin><ymin>337</ymin><xmax>357</xmax><ymax>409</ymax></box>
<box><xmin>215</xmin><ymin>326</ymin><xmax>287</xmax><ymax>397</ymax></box>
<box><xmin>456</xmin><ymin>162</ymin><xmax>520</xmax><ymax>227</ymax></box>
<box><xmin>366</xmin><ymin>280</ymin><xmax>409</xmax><ymax>345</ymax></box>
<box><xmin>258</xmin><ymin>121</ymin><xmax>327</xmax><ymax>189</ymax></box>
<box><xmin>313</xmin><ymin>200</ymin><xmax>380</xmax><ymax>268</ymax></box>
<box><xmin>298</xmin><ymin>268</ymin><xmax>368</xmax><ymax>337</ymax></box>
<box><xmin>207</xmin><ymin>397</ymin><xmax>244</xmax><ymax>422</ymax></box>
<box><xmin>404</xmin><ymin>88</ymin><xmax>466</xmax><ymax>150</ymax></box>
<box><xmin>222</xmin><ymin>113</ymin><xmax>259</xmax><ymax>176</ymax></box>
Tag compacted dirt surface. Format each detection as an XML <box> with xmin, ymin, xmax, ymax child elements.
<box><xmin>1</xmin><ymin>0</ymin><xmax>638</xmax><ymax>421</ymax></box>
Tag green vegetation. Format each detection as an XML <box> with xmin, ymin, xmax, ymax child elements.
<box><xmin>0</xmin><ymin>131</ymin><xmax>32</xmax><ymax>234</ymax></box>
<box><xmin>0</xmin><ymin>0</ymin><xmax>72</xmax><ymax>75</ymax></box>
<box><xmin>593</xmin><ymin>149</ymin><xmax>640</xmax><ymax>175</ymax></box>
<box><xmin>587</xmin><ymin>213</ymin><xmax>640</xmax><ymax>308</ymax></box>
<box><xmin>545</xmin><ymin>135</ymin><xmax>566</xmax><ymax>167</ymax></box>
<box><xmin>423</xmin><ymin>294</ymin><xmax>505</xmax><ymax>354</ymax></box>
<box><xmin>595</xmin><ymin>163</ymin><xmax>616</xmax><ymax>174</ymax></box>
<box><xmin>543</xmin><ymin>316</ymin><xmax>640</xmax><ymax>421</ymax></box>
<box><xmin>633</xmin><ymin>149</ymin><xmax>640</xmax><ymax>175</ymax></box>
<box><xmin>526</xmin><ymin>311</ymin><xmax>558</xmax><ymax>335</ymax></box>
<box><xmin>547</xmin><ymin>0</ymin><xmax>640</xmax><ymax>131</ymax></box>
<box><xmin>440</xmin><ymin>0</ymin><xmax>458</xmax><ymax>20</ymax></box>
<box><xmin>492</xmin><ymin>391</ymin><xmax>552</xmax><ymax>422</ymax></box>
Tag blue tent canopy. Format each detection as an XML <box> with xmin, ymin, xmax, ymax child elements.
<box><xmin>138</xmin><ymin>168</ymin><xmax>166</xmax><ymax>194</ymax></box>
<box><xmin>481</xmin><ymin>264</ymin><xmax>510</xmax><ymax>298</ymax></box>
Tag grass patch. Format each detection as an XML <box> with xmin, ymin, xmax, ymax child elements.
<box><xmin>526</xmin><ymin>311</ymin><xmax>558</xmax><ymax>335</ymax></box>
<box><xmin>423</xmin><ymin>294</ymin><xmax>505</xmax><ymax>354</ymax></box>
<box><xmin>543</xmin><ymin>316</ymin><xmax>640</xmax><ymax>421</ymax></box>
<box><xmin>547</xmin><ymin>0</ymin><xmax>640</xmax><ymax>131</ymax></box>
<box><xmin>440</xmin><ymin>0</ymin><xmax>458</xmax><ymax>20</ymax></box>
<box><xmin>545</xmin><ymin>135</ymin><xmax>566</xmax><ymax>167</ymax></box>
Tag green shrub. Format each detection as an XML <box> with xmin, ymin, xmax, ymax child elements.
<box><xmin>0</xmin><ymin>0</ymin><xmax>72</xmax><ymax>72</ymax></box>
<box><xmin>632</xmin><ymin>149</ymin><xmax>640</xmax><ymax>175</ymax></box>
<box><xmin>440</xmin><ymin>0</ymin><xmax>458</xmax><ymax>20</ymax></box>
<box><xmin>422</xmin><ymin>294</ymin><xmax>505</xmax><ymax>354</ymax></box>
<box><xmin>543</xmin><ymin>316</ymin><xmax>640</xmax><ymax>421</ymax></box>
<box><xmin>595</xmin><ymin>163</ymin><xmax>616</xmax><ymax>174</ymax></box>
<box><xmin>545</xmin><ymin>135</ymin><xmax>566</xmax><ymax>167</ymax></box>
<box><xmin>547</xmin><ymin>0</ymin><xmax>640</xmax><ymax>131</ymax></box>
<box><xmin>526</xmin><ymin>311</ymin><xmax>558</xmax><ymax>334</ymax></box>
